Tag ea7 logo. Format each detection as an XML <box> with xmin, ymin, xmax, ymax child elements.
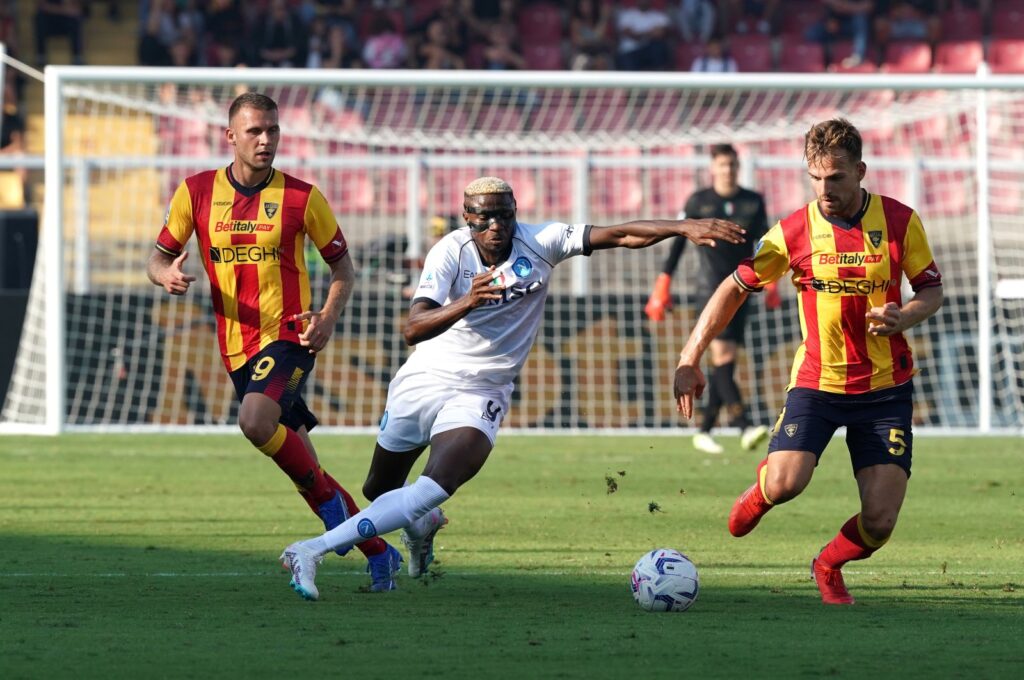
<box><xmin>784</xmin><ymin>424</ymin><xmax>799</xmax><ymax>437</ymax></box>
<box><xmin>264</xmin><ymin>202</ymin><xmax>279</xmax><ymax>219</ymax></box>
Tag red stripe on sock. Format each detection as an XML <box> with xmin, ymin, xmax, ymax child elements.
<box><xmin>270</xmin><ymin>428</ymin><xmax>333</xmax><ymax>505</ymax></box>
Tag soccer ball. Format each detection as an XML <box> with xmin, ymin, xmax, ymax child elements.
<box><xmin>630</xmin><ymin>548</ymin><xmax>699</xmax><ymax>612</ymax></box>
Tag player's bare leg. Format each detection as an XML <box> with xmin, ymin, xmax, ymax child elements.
<box><xmin>728</xmin><ymin>449</ymin><xmax>814</xmax><ymax>537</ymax></box>
<box><xmin>362</xmin><ymin>442</ymin><xmax>427</xmax><ymax>501</ymax></box>
<box><xmin>813</xmin><ymin>464</ymin><xmax>907</xmax><ymax>605</ymax></box>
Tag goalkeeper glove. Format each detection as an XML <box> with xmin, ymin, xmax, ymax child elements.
<box><xmin>644</xmin><ymin>273</ymin><xmax>673</xmax><ymax>321</ymax></box>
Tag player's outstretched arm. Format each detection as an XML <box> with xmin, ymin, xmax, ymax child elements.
<box><xmin>589</xmin><ymin>218</ymin><xmax>745</xmax><ymax>251</ymax></box>
<box><xmin>674</xmin><ymin>277</ymin><xmax>749</xmax><ymax>418</ymax></box>
<box><xmin>147</xmin><ymin>249</ymin><xmax>196</xmax><ymax>296</ymax></box>
<box><xmin>866</xmin><ymin>285</ymin><xmax>943</xmax><ymax>337</ymax></box>
<box><xmin>293</xmin><ymin>253</ymin><xmax>356</xmax><ymax>354</ymax></box>
<box><xmin>402</xmin><ymin>268</ymin><xmax>504</xmax><ymax>345</ymax></box>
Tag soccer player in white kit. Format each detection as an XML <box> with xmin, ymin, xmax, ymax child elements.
<box><xmin>280</xmin><ymin>176</ymin><xmax>745</xmax><ymax>600</ymax></box>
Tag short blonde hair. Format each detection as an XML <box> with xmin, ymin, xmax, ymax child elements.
<box><xmin>464</xmin><ymin>176</ymin><xmax>513</xmax><ymax>197</ymax></box>
<box><xmin>804</xmin><ymin>118</ymin><xmax>863</xmax><ymax>165</ymax></box>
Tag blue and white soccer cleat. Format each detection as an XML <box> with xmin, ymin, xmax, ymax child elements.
<box><xmin>280</xmin><ymin>542</ymin><xmax>324</xmax><ymax>601</ymax></box>
<box><xmin>317</xmin><ymin>490</ymin><xmax>352</xmax><ymax>557</ymax></box>
<box><xmin>401</xmin><ymin>507</ymin><xmax>448</xmax><ymax>578</ymax></box>
<box><xmin>366</xmin><ymin>543</ymin><xmax>403</xmax><ymax>592</ymax></box>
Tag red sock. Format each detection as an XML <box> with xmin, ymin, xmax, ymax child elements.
<box><xmin>257</xmin><ymin>425</ymin><xmax>334</xmax><ymax>505</ymax></box>
<box><xmin>818</xmin><ymin>514</ymin><xmax>887</xmax><ymax>570</ymax></box>
<box><xmin>323</xmin><ymin>470</ymin><xmax>387</xmax><ymax>557</ymax></box>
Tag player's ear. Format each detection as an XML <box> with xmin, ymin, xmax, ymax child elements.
<box><xmin>856</xmin><ymin>161</ymin><xmax>866</xmax><ymax>181</ymax></box>
<box><xmin>225</xmin><ymin>127</ymin><xmax>235</xmax><ymax>146</ymax></box>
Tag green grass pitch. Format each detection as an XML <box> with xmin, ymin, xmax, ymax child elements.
<box><xmin>1</xmin><ymin>434</ymin><xmax>1021</xmax><ymax>679</ymax></box>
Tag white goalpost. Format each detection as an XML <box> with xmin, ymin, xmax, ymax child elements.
<box><xmin>3</xmin><ymin>67</ymin><xmax>1023</xmax><ymax>435</ymax></box>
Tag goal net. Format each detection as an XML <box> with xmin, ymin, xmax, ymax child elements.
<box><xmin>3</xmin><ymin>68</ymin><xmax>1022</xmax><ymax>433</ymax></box>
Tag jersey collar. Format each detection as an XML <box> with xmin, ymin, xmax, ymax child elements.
<box><xmin>226</xmin><ymin>164</ymin><xmax>275</xmax><ymax>197</ymax></box>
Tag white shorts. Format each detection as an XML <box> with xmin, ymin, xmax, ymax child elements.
<box><xmin>376</xmin><ymin>371</ymin><xmax>512</xmax><ymax>452</ymax></box>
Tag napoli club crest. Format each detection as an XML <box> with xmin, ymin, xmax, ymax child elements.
<box><xmin>512</xmin><ymin>257</ymin><xmax>533</xmax><ymax>277</ymax></box>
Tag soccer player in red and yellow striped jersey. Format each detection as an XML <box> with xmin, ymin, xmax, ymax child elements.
<box><xmin>147</xmin><ymin>93</ymin><xmax>401</xmax><ymax>591</ymax></box>
<box><xmin>674</xmin><ymin>119</ymin><xmax>944</xmax><ymax>605</ymax></box>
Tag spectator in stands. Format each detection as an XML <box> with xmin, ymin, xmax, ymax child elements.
<box><xmin>418</xmin><ymin>18</ymin><xmax>465</xmax><ymax>69</ymax></box>
<box><xmin>34</xmin><ymin>0</ymin><xmax>86</xmax><ymax>65</ymax></box>
<box><xmin>676</xmin><ymin>0</ymin><xmax>717</xmax><ymax>44</ymax></box>
<box><xmin>203</xmin><ymin>0</ymin><xmax>246</xmax><ymax>67</ymax></box>
<box><xmin>806</xmin><ymin>0</ymin><xmax>875</xmax><ymax>68</ymax></box>
<box><xmin>307</xmin><ymin>15</ymin><xmax>361</xmax><ymax>69</ymax></box>
<box><xmin>252</xmin><ymin>0</ymin><xmax>308</xmax><ymax>68</ymax></box>
<box><xmin>408</xmin><ymin>0</ymin><xmax>468</xmax><ymax>62</ymax></box>
<box><xmin>720</xmin><ymin>0</ymin><xmax>779</xmax><ymax>36</ymax></box>
<box><xmin>874</xmin><ymin>1</ymin><xmax>941</xmax><ymax>53</ymax></box>
<box><xmin>615</xmin><ymin>0</ymin><xmax>672</xmax><ymax>71</ymax></box>
<box><xmin>0</xmin><ymin>0</ymin><xmax>20</xmax><ymax>58</ymax></box>
<box><xmin>569</xmin><ymin>0</ymin><xmax>613</xmax><ymax>70</ymax></box>
<box><xmin>1</xmin><ymin>76</ymin><xmax>28</xmax><ymax>206</ymax></box>
<box><xmin>463</xmin><ymin>0</ymin><xmax>519</xmax><ymax>44</ymax></box>
<box><xmin>139</xmin><ymin>0</ymin><xmax>204</xmax><ymax>67</ymax></box>
<box><xmin>482</xmin><ymin>24</ymin><xmax>526</xmax><ymax>70</ymax></box>
<box><xmin>690</xmin><ymin>35</ymin><xmax>737</xmax><ymax>71</ymax></box>
<box><xmin>362</xmin><ymin>12</ymin><xmax>408</xmax><ymax>68</ymax></box>
<box><xmin>318</xmin><ymin>0</ymin><xmax>359</xmax><ymax>49</ymax></box>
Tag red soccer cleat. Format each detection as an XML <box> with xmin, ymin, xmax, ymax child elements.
<box><xmin>812</xmin><ymin>555</ymin><xmax>855</xmax><ymax>605</ymax></box>
<box><xmin>727</xmin><ymin>457</ymin><xmax>773</xmax><ymax>537</ymax></box>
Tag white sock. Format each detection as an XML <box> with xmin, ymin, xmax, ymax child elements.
<box><xmin>302</xmin><ymin>476</ymin><xmax>450</xmax><ymax>556</ymax></box>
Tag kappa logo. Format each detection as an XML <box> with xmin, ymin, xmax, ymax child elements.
<box><xmin>784</xmin><ymin>423</ymin><xmax>799</xmax><ymax>437</ymax></box>
<box><xmin>264</xmin><ymin>202</ymin><xmax>279</xmax><ymax>219</ymax></box>
<box><xmin>482</xmin><ymin>400</ymin><xmax>502</xmax><ymax>423</ymax></box>
<box><xmin>868</xmin><ymin>230</ymin><xmax>883</xmax><ymax>248</ymax></box>
<box><xmin>925</xmin><ymin>268</ymin><xmax>939</xmax><ymax>278</ymax></box>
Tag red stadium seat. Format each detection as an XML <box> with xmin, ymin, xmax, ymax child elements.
<box><xmin>729</xmin><ymin>34</ymin><xmax>773</xmax><ymax>72</ymax></box>
<box><xmin>881</xmin><ymin>41</ymin><xmax>933</xmax><ymax>73</ymax></box>
<box><xmin>990</xmin><ymin>170</ymin><xmax>1024</xmax><ymax>216</ymax></box>
<box><xmin>517</xmin><ymin>2</ymin><xmax>564</xmax><ymax>46</ymax></box>
<box><xmin>923</xmin><ymin>170</ymin><xmax>971</xmax><ymax>218</ymax></box>
<box><xmin>426</xmin><ymin>166</ymin><xmax>481</xmax><ymax>216</ymax></box>
<box><xmin>523</xmin><ymin>44</ymin><xmax>565</xmax><ymax>70</ymax></box>
<box><xmin>591</xmin><ymin>149</ymin><xmax>643</xmax><ymax>218</ymax></box>
<box><xmin>528</xmin><ymin>92</ymin><xmax>577</xmax><ymax>132</ymax></box>
<box><xmin>827</xmin><ymin>41</ymin><xmax>878</xmax><ymax>72</ymax></box>
<box><xmin>779</xmin><ymin>2</ymin><xmax>822</xmax><ymax>38</ymax></box>
<box><xmin>536</xmin><ymin>167</ymin><xmax>575</xmax><ymax>217</ymax></box>
<box><xmin>320</xmin><ymin>168</ymin><xmax>375</xmax><ymax>214</ymax></box>
<box><xmin>940</xmin><ymin>8</ymin><xmax>982</xmax><ymax>41</ymax></box>
<box><xmin>648</xmin><ymin>166</ymin><xmax>699</xmax><ymax>217</ymax></box>
<box><xmin>674</xmin><ymin>42</ymin><xmax>704</xmax><ymax>71</ymax></box>
<box><xmin>933</xmin><ymin>40</ymin><xmax>983</xmax><ymax>74</ymax></box>
<box><xmin>496</xmin><ymin>168</ymin><xmax>537</xmax><ymax>214</ymax></box>
<box><xmin>989</xmin><ymin>39</ymin><xmax>1024</xmax><ymax>74</ymax></box>
<box><xmin>473</xmin><ymin>105</ymin><xmax>524</xmax><ymax>134</ymax></box>
<box><xmin>992</xmin><ymin>8</ymin><xmax>1024</xmax><ymax>39</ymax></box>
<box><xmin>756</xmin><ymin>169</ymin><xmax>809</xmax><ymax>220</ymax></box>
<box><xmin>778</xmin><ymin>41</ymin><xmax>825</xmax><ymax>73</ymax></box>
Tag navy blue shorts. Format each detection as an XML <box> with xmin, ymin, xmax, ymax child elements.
<box><xmin>767</xmin><ymin>381</ymin><xmax>914</xmax><ymax>477</ymax></box>
<box><xmin>228</xmin><ymin>341</ymin><xmax>319</xmax><ymax>432</ymax></box>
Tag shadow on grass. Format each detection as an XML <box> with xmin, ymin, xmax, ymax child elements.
<box><xmin>1</xmin><ymin>534</ymin><xmax>1022</xmax><ymax>680</ymax></box>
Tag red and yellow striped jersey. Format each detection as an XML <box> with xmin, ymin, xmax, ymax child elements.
<box><xmin>155</xmin><ymin>166</ymin><xmax>348</xmax><ymax>372</ymax></box>
<box><xmin>734</xmin><ymin>193</ymin><xmax>942</xmax><ymax>394</ymax></box>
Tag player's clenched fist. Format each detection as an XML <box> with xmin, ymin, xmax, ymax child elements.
<box><xmin>465</xmin><ymin>267</ymin><xmax>505</xmax><ymax>308</ymax></box>
<box><xmin>161</xmin><ymin>251</ymin><xmax>197</xmax><ymax>295</ymax></box>
<box><xmin>680</xmin><ymin>218</ymin><xmax>746</xmax><ymax>247</ymax></box>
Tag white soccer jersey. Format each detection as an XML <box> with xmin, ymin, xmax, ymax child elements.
<box><xmin>399</xmin><ymin>221</ymin><xmax>592</xmax><ymax>388</ymax></box>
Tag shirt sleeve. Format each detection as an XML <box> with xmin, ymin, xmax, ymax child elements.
<box><xmin>902</xmin><ymin>210</ymin><xmax>942</xmax><ymax>291</ymax></box>
<box><xmin>303</xmin><ymin>186</ymin><xmax>349</xmax><ymax>264</ymax></box>
<box><xmin>155</xmin><ymin>181</ymin><xmax>194</xmax><ymax>257</ymax></box>
<box><xmin>733</xmin><ymin>221</ymin><xmax>789</xmax><ymax>292</ymax></box>
<box><xmin>532</xmin><ymin>221</ymin><xmax>590</xmax><ymax>263</ymax></box>
<box><xmin>411</xmin><ymin>237</ymin><xmax>460</xmax><ymax>306</ymax></box>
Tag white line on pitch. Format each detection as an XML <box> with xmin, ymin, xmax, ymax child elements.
<box><xmin>0</xmin><ymin>570</ymin><xmax>1016</xmax><ymax>578</ymax></box>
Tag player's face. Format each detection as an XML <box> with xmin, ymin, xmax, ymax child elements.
<box><xmin>710</xmin><ymin>153</ymin><xmax>739</xmax><ymax>193</ymax></box>
<box><xmin>227</xmin><ymin>105</ymin><xmax>280</xmax><ymax>177</ymax></box>
<box><xmin>807</xmin><ymin>153</ymin><xmax>866</xmax><ymax>220</ymax></box>
<box><xmin>464</xmin><ymin>192</ymin><xmax>517</xmax><ymax>263</ymax></box>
